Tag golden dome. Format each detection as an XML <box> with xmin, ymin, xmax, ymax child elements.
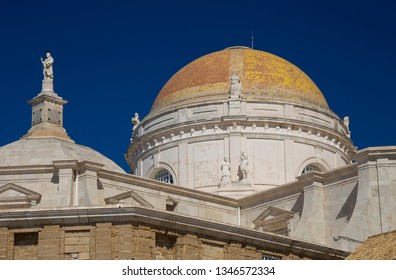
<box><xmin>150</xmin><ymin>47</ymin><xmax>328</xmax><ymax>114</ymax></box>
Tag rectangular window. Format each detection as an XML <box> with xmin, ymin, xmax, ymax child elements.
<box><xmin>155</xmin><ymin>233</ymin><xmax>176</xmax><ymax>260</ymax></box>
<box><xmin>14</xmin><ymin>232</ymin><xmax>38</xmax><ymax>246</ymax></box>
<box><xmin>262</xmin><ymin>254</ymin><xmax>281</xmax><ymax>260</ymax></box>
<box><xmin>271</xmin><ymin>227</ymin><xmax>289</xmax><ymax>236</ymax></box>
<box><xmin>13</xmin><ymin>232</ymin><xmax>39</xmax><ymax>260</ymax></box>
<box><xmin>166</xmin><ymin>200</ymin><xmax>177</xmax><ymax>211</ymax></box>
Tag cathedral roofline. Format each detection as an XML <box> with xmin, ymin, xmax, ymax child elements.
<box><xmin>353</xmin><ymin>146</ymin><xmax>396</xmax><ymax>163</ymax></box>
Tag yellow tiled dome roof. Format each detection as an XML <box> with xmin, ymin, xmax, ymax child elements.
<box><xmin>150</xmin><ymin>47</ymin><xmax>328</xmax><ymax>114</ymax></box>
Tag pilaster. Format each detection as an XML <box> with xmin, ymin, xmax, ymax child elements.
<box><xmin>94</xmin><ymin>222</ymin><xmax>112</xmax><ymax>259</ymax></box>
<box><xmin>295</xmin><ymin>172</ymin><xmax>327</xmax><ymax>245</ymax></box>
<box><xmin>178</xmin><ymin>142</ymin><xmax>188</xmax><ymax>187</ymax></box>
<box><xmin>135</xmin><ymin>225</ymin><xmax>155</xmax><ymax>259</ymax></box>
<box><xmin>77</xmin><ymin>161</ymin><xmax>104</xmax><ymax>206</ymax></box>
<box><xmin>0</xmin><ymin>227</ymin><xmax>7</xmax><ymax>260</ymax></box>
<box><xmin>111</xmin><ymin>224</ymin><xmax>135</xmax><ymax>260</ymax></box>
<box><xmin>53</xmin><ymin>160</ymin><xmax>78</xmax><ymax>207</ymax></box>
<box><xmin>38</xmin><ymin>225</ymin><xmax>61</xmax><ymax>260</ymax></box>
<box><xmin>223</xmin><ymin>242</ymin><xmax>242</xmax><ymax>259</ymax></box>
<box><xmin>174</xmin><ymin>234</ymin><xmax>200</xmax><ymax>259</ymax></box>
<box><xmin>284</xmin><ymin>139</ymin><xmax>295</xmax><ymax>182</ymax></box>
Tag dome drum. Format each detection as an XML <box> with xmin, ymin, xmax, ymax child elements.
<box><xmin>127</xmin><ymin>102</ymin><xmax>353</xmax><ymax>195</ymax></box>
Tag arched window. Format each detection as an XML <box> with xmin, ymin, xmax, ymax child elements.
<box><xmin>301</xmin><ymin>164</ymin><xmax>322</xmax><ymax>175</ymax></box>
<box><xmin>154</xmin><ymin>169</ymin><xmax>174</xmax><ymax>184</ymax></box>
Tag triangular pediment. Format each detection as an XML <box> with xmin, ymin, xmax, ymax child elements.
<box><xmin>104</xmin><ymin>191</ymin><xmax>154</xmax><ymax>208</ymax></box>
<box><xmin>253</xmin><ymin>206</ymin><xmax>294</xmax><ymax>230</ymax></box>
<box><xmin>0</xmin><ymin>183</ymin><xmax>41</xmax><ymax>208</ymax></box>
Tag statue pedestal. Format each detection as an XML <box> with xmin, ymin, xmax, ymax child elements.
<box><xmin>228</xmin><ymin>99</ymin><xmax>241</xmax><ymax>115</ymax></box>
<box><xmin>219</xmin><ymin>178</ymin><xmax>232</xmax><ymax>188</ymax></box>
<box><xmin>41</xmin><ymin>79</ymin><xmax>54</xmax><ymax>92</ymax></box>
<box><xmin>217</xmin><ymin>180</ymin><xmax>255</xmax><ymax>199</ymax></box>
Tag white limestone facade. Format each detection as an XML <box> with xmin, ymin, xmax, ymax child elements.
<box><xmin>239</xmin><ymin>147</ymin><xmax>396</xmax><ymax>252</ymax></box>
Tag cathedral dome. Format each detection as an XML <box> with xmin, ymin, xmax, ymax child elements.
<box><xmin>0</xmin><ymin>138</ymin><xmax>125</xmax><ymax>173</ymax></box>
<box><xmin>128</xmin><ymin>46</ymin><xmax>353</xmax><ymax>198</ymax></box>
<box><xmin>150</xmin><ymin>46</ymin><xmax>328</xmax><ymax>114</ymax></box>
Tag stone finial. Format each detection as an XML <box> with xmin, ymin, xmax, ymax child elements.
<box><xmin>229</xmin><ymin>73</ymin><xmax>242</xmax><ymax>99</ymax></box>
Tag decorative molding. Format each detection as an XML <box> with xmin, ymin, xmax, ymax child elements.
<box><xmin>353</xmin><ymin>146</ymin><xmax>396</xmax><ymax>164</ymax></box>
<box><xmin>129</xmin><ymin>116</ymin><xmax>354</xmax><ymax>162</ymax></box>
<box><xmin>253</xmin><ymin>206</ymin><xmax>294</xmax><ymax>231</ymax></box>
<box><xmin>104</xmin><ymin>191</ymin><xmax>154</xmax><ymax>208</ymax></box>
<box><xmin>0</xmin><ymin>183</ymin><xmax>42</xmax><ymax>208</ymax></box>
<box><xmin>97</xmin><ymin>169</ymin><xmax>238</xmax><ymax>207</ymax></box>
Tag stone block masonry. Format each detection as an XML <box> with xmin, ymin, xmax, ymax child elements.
<box><xmin>0</xmin><ymin>227</ymin><xmax>7</xmax><ymax>260</ymax></box>
<box><xmin>0</xmin><ymin>221</ymin><xmax>336</xmax><ymax>260</ymax></box>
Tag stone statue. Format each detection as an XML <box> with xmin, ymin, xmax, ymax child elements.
<box><xmin>229</xmin><ymin>73</ymin><xmax>242</xmax><ymax>99</ymax></box>
<box><xmin>343</xmin><ymin>116</ymin><xmax>349</xmax><ymax>131</ymax></box>
<box><xmin>238</xmin><ymin>152</ymin><xmax>249</xmax><ymax>181</ymax></box>
<box><xmin>130</xmin><ymin>113</ymin><xmax>141</xmax><ymax>142</ymax></box>
<box><xmin>41</xmin><ymin>51</ymin><xmax>54</xmax><ymax>80</ymax></box>
<box><xmin>343</xmin><ymin>116</ymin><xmax>351</xmax><ymax>138</ymax></box>
<box><xmin>132</xmin><ymin>113</ymin><xmax>140</xmax><ymax>131</ymax></box>
<box><xmin>220</xmin><ymin>157</ymin><xmax>231</xmax><ymax>184</ymax></box>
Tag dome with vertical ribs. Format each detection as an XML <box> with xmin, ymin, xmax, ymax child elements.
<box><xmin>150</xmin><ymin>47</ymin><xmax>328</xmax><ymax>114</ymax></box>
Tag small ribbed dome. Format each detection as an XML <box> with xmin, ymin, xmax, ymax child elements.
<box><xmin>151</xmin><ymin>47</ymin><xmax>328</xmax><ymax>114</ymax></box>
<box><xmin>0</xmin><ymin>138</ymin><xmax>125</xmax><ymax>173</ymax></box>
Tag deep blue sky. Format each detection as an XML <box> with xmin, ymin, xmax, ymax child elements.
<box><xmin>0</xmin><ymin>0</ymin><xmax>395</xmax><ymax>172</ymax></box>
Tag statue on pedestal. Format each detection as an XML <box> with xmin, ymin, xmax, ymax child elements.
<box><xmin>130</xmin><ymin>113</ymin><xmax>141</xmax><ymax>142</ymax></box>
<box><xmin>132</xmin><ymin>113</ymin><xmax>140</xmax><ymax>131</ymax></box>
<box><xmin>343</xmin><ymin>116</ymin><xmax>351</xmax><ymax>138</ymax></box>
<box><xmin>229</xmin><ymin>73</ymin><xmax>242</xmax><ymax>99</ymax></box>
<box><xmin>41</xmin><ymin>51</ymin><xmax>54</xmax><ymax>80</ymax></box>
<box><xmin>238</xmin><ymin>152</ymin><xmax>249</xmax><ymax>181</ymax></box>
<box><xmin>220</xmin><ymin>157</ymin><xmax>231</xmax><ymax>184</ymax></box>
